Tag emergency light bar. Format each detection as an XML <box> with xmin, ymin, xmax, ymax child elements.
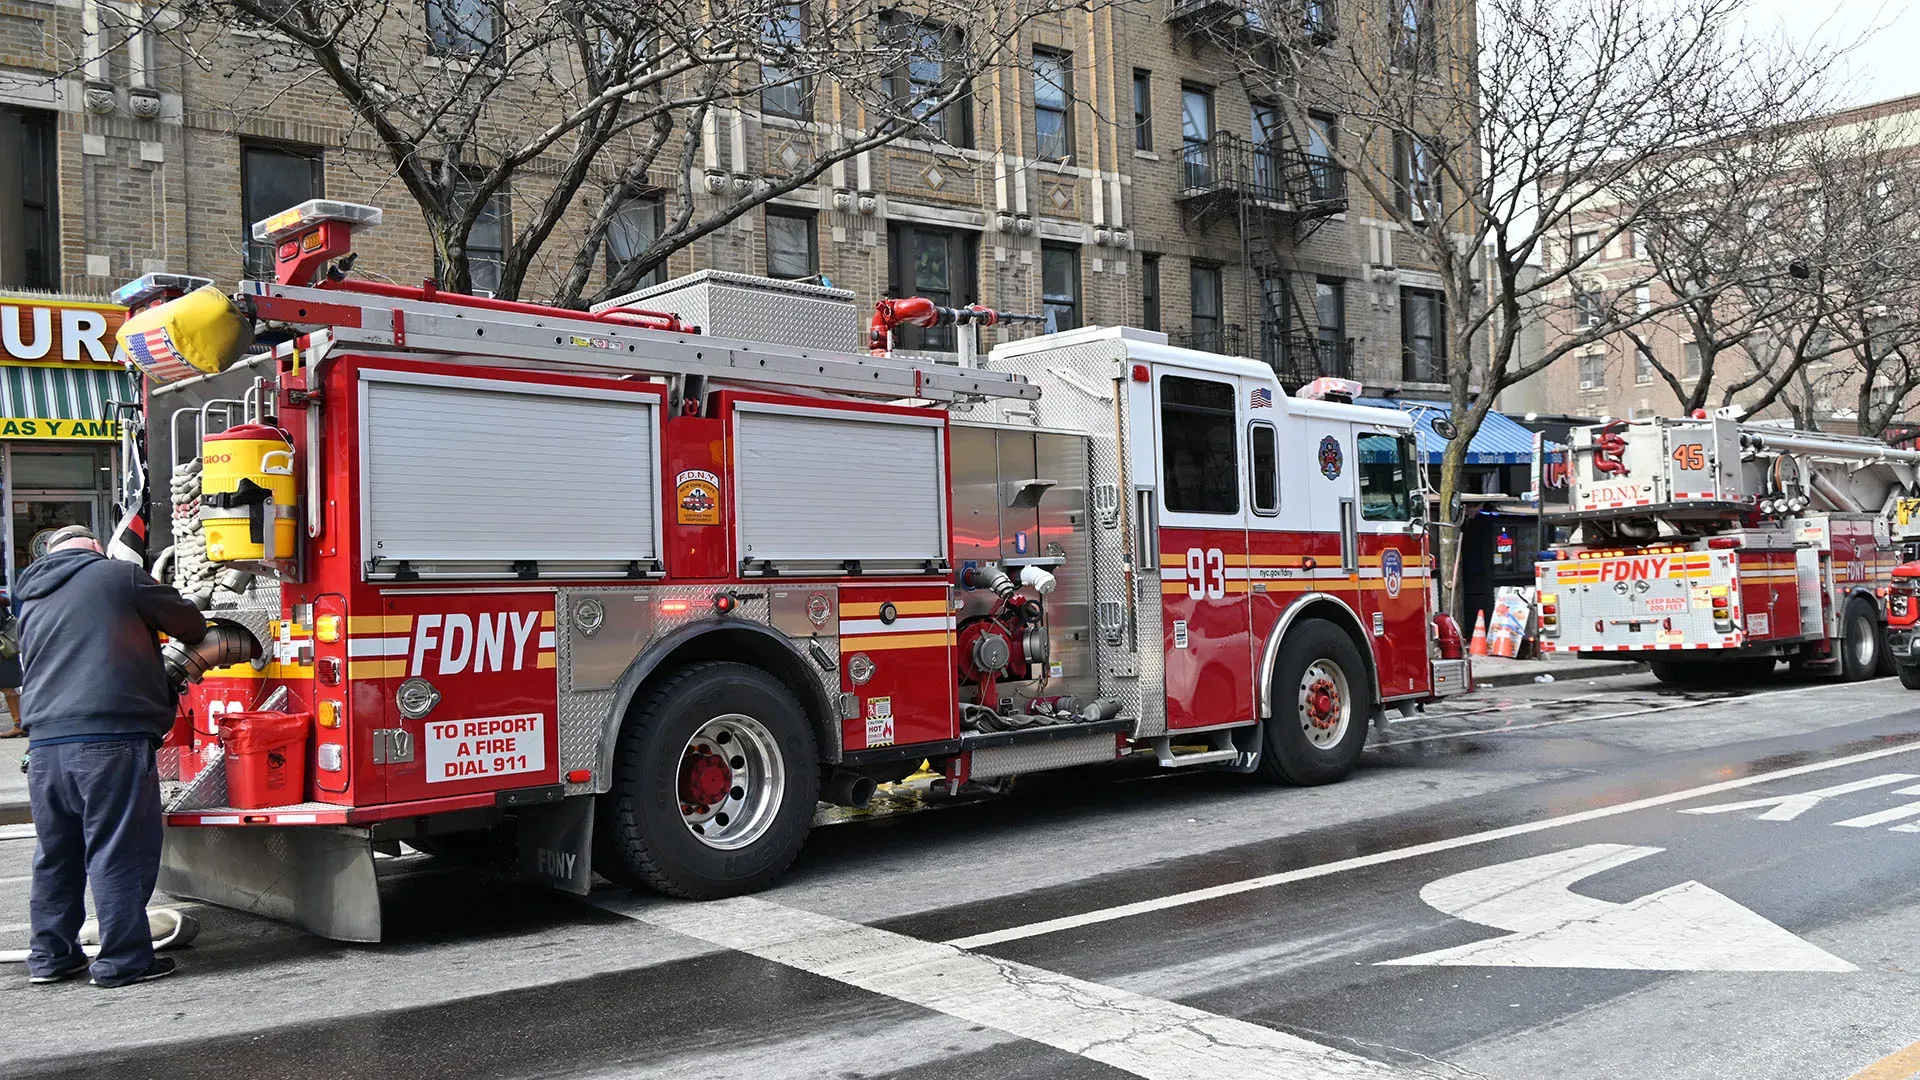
<box><xmin>113</xmin><ymin>273</ymin><xmax>215</xmax><ymax>313</ymax></box>
<box><xmin>251</xmin><ymin>200</ymin><xmax>383</xmax><ymax>287</ymax></box>
<box><xmin>251</xmin><ymin>199</ymin><xmax>383</xmax><ymax>245</ymax></box>
<box><xmin>1295</xmin><ymin>376</ymin><xmax>1362</xmax><ymax>402</ymax></box>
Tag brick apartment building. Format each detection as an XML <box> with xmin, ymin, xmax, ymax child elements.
<box><xmin>0</xmin><ymin>0</ymin><xmax>1480</xmax><ymax>572</ymax></box>
<box><xmin>1504</xmin><ymin>93</ymin><xmax>1920</xmax><ymax>436</ymax></box>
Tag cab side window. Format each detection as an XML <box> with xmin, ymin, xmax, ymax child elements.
<box><xmin>1357</xmin><ymin>432</ymin><xmax>1413</xmax><ymax>521</ymax></box>
<box><xmin>1249</xmin><ymin>422</ymin><xmax>1278</xmax><ymax>515</ymax></box>
<box><xmin>1160</xmin><ymin>375</ymin><xmax>1238</xmax><ymax>514</ymax></box>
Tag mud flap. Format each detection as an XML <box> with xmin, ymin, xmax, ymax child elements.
<box><xmin>1220</xmin><ymin>723</ymin><xmax>1264</xmax><ymax>774</ymax></box>
<box><xmin>160</xmin><ymin>825</ymin><xmax>382</xmax><ymax>943</ymax></box>
<box><xmin>516</xmin><ymin>795</ymin><xmax>594</xmax><ymax>895</ymax></box>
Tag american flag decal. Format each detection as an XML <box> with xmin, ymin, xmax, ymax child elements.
<box><xmin>1250</xmin><ymin>387</ymin><xmax>1273</xmax><ymax>408</ymax></box>
<box><xmin>125</xmin><ymin>327</ymin><xmax>196</xmax><ymax>384</ymax></box>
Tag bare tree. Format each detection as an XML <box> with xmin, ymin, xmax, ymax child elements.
<box><xmin>1619</xmin><ymin>112</ymin><xmax>1920</xmax><ymax>433</ymax></box>
<box><xmin>1192</xmin><ymin>0</ymin><xmax>1831</xmax><ymax>617</ymax></box>
<box><xmin>136</xmin><ymin>0</ymin><xmax>1097</xmax><ymax>304</ymax></box>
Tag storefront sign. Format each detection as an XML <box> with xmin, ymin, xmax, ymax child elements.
<box><xmin>0</xmin><ymin>298</ymin><xmax>125</xmax><ymax>367</ymax></box>
<box><xmin>0</xmin><ymin>418</ymin><xmax>121</xmax><ymax>440</ymax></box>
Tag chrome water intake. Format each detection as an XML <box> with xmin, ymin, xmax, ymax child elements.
<box><xmin>162</xmin><ymin>617</ymin><xmax>264</xmax><ymax>689</ymax></box>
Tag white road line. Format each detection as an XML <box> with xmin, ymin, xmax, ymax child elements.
<box><xmin>1379</xmin><ymin>681</ymin><xmax>1836</xmax><ymax>746</ymax></box>
<box><xmin>625</xmin><ymin>896</ymin><xmax>1419</xmax><ymax>1080</ymax></box>
<box><xmin>946</xmin><ymin>738</ymin><xmax>1920</xmax><ymax>951</ymax></box>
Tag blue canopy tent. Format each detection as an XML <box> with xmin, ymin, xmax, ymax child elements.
<box><xmin>1355</xmin><ymin>397</ymin><xmax>1563</xmax><ymax>466</ymax></box>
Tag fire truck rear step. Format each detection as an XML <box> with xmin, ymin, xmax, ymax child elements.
<box><xmin>1148</xmin><ymin>729</ymin><xmax>1245</xmax><ymax>768</ymax></box>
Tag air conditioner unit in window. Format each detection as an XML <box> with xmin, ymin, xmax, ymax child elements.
<box><xmin>1579</xmin><ymin>379</ymin><xmax>1596</xmax><ymax>390</ymax></box>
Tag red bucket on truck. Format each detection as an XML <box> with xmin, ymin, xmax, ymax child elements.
<box><xmin>218</xmin><ymin>711</ymin><xmax>310</xmax><ymax>809</ymax></box>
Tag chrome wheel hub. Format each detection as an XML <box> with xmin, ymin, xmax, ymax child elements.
<box><xmin>678</xmin><ymin>713</ymin><xmax>784</xmax><ymax>850</ymax></box>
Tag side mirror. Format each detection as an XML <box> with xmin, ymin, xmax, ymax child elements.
<box><xmin>1449</xmin><ymin>491</ymin><xmax>1465</xmax><ymax>522</ymax></box>
<box><xmin>1429</xmin><ymin>417</ymin><xmax>1458</xmax><ymax>441</ymax></box>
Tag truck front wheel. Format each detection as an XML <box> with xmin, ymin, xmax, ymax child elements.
<box><xmin>1256</xmin><ymin>620</ymin><xmax>1371</xmax><ymax>786</ymax></box>
<box><xmin>598</xmin><ymin>662</ymin><xmax>819</xmax><ymax>899</ymax></box>
<box><xmin>1898</xmin><ymin>660</ymin><xmax>1920</xmax><ymax>691</ymax></box>
<box><xmin>1840</xmin><ymin>598</ymin><xmax>1883</xmax><ymax>682</ymax></box>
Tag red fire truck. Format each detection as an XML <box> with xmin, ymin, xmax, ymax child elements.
<box><xmin>1539</xmin><ymin>414</ymin><xmax>1920</xmax><ymax>682</ymax></box>
<box><xmin>113</xmin><ymin>201</ymin><xmax>1470</xmax><ymax>940</ymax></box>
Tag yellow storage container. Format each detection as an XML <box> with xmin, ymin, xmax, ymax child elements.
<box><xmin>201</xmin><ymin>424</ymin><xmax>297</xmax><ymax>562</ymax></box>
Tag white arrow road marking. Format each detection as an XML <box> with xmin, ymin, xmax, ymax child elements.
<box><xmin>1378</xmin><ymin>844</ymin><xmax>1856</xmax><ymax>972</ymax></box>
<box><xmin>622</xmin><ymin>896</ymin><xmax>1423</xmax><ymax>1080</ymax></box>
<box><xmin>1678</xmin><ymin>773</ymin><xmax>1919</xmax><ymax>821</ymax></box>
<box><xmin>1834</xmin><ymin>785</ymin><xmax>1920</xmax><ymax>829</ymax></box>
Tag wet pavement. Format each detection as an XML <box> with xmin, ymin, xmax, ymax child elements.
<box><xmin>5</xmin><ymin>671</ymin><xmax>1920</xmax><ymax>1079</ymax></box>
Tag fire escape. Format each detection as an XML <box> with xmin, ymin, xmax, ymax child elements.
<box><xmin>1165</xmin><ymin>0</ymin><xmax>1353</xmax><ymax>391</ymax></box>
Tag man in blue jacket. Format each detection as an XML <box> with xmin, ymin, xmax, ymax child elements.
<box><xmin>15</xmin><ymin>525</ymin><xmax>206</xmax><ymax>988</ymax></box>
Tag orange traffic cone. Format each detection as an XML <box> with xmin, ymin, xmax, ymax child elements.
<box><xmin>1469</xmin><ymin>611</ymin><xmax>1490</xmax><ymax>656</ymax></box>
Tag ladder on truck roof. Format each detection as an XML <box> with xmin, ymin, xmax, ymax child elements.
<box><xmin>239</xmin><ymin>280</ymin><xmax>1042</xmax><ymax>404</ymax></box>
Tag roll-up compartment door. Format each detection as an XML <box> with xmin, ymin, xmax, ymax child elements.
<box><xmin>734</xmin><ymin>404</ymin><xmax>945</xmax><ymax>566</ymax></box>
<box><xmin>360</xmin><ymin>370</ymin><xmax>660</xmax><ymax>573</ymax></box>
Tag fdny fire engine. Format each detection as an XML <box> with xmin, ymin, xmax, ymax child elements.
<box><xmin>1540</xmin><ymin>413</ymin><xmax>1920</xmax><ymax>682</ymax></box>
<box><xmin>111</xmin><ymin>201</ymin><xmax>1470</xmax><ymax>940</ymax></box>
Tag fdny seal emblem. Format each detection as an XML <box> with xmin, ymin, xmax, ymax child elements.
<box><xmin>1382</xmin><ymin>548</ymin><xmax>1404</xmax><ymax>598</ymax></box>
<box><xmin>1318</xmin><ymin>435</ymin><xmax>1344</xmax><ymax>480</ymax></box>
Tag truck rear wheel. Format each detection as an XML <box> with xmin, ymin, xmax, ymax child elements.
<box><xmin>598</xmin><ymin>662</ymin><xmax>819</xmax><ymax>899</ymax></box>
<box><xmin>1256</xmin><ymin>620</ymin><xmax>1371</xmax><ymax>786</ymax></box>
<box><xmin>1897</xmin><ymin>660</ymin><xmax>1920</xmax><ymax>691</ymax></box>
<box><xmin>1840</xmin><ymin>598</ymin><xmax>1883</xmax><ymax>682</ymax></box>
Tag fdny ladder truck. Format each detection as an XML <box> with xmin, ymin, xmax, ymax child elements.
<box><xmin>1539</xmin><ymin>413</ymin><xmax>1920</xmax><ymax>682</ymax></box>
<box><xmin>111</xmin><ymin>201</ymin><xmax>1470</xmax><ymax>940</ymax></box>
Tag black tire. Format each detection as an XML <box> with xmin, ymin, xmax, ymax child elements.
<box><xmin>597</xmin><ymin>662</ymin><xmax>819</xmax><ymax>899</ymax></box>
<box><xmin>1255</xmin><ymin>620</ymin><xmax>1371</xmax><ymax>786</ymax></box>
<box><xmin>1898</xmin><ymin>660</ymin><xmax>1920</xmax><ymax>691</ymax></box>
<box><xmin>1840</xmin><ymin>597</ymin><xmax>1883</xmax><ymax>682</ymax></box>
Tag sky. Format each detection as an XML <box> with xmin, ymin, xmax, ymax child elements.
<box><xmin>1746</xmin><ymin>0</ymin><xmax>1920</xmax><ymax>106</ymax></box>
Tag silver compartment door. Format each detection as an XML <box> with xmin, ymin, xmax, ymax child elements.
<box><xmin>733</xmin><ymin>403</ymin><xmax>946</xmax><ymax>564</ymax></box>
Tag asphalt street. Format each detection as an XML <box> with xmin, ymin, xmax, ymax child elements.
<box><xmin>5</xmin><ymin>670</ymin><xmax>1920</xmax><ymax>1079</ymax></box>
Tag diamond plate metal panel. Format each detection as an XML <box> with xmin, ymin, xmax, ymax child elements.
<box><xmin>967</xmin><ymin>731</ymin><xmax>1119</xmax><ymax>779</ymax></box>
<box><xmin>595</xmin><ymin>270</ymin><xmax>859</xmax><ymax>352</ymax></box>
<box><xmin>554</xmin><ymin>586</ymin><xmax>842</xmax><ymax>794</ymax></box>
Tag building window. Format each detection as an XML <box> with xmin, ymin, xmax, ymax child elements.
<box><xmin>1315</xmin><ymin>277</ymin><xmax>1345</xmax><ymax>374</ymax></box>
<box><xmin>1392</xmin><ymin>0</ymin><xmax>1434</xmax><ymax>73</ymax></box>
<box><xmin>1160</xmin><ymin>375</ymin><xmax>1238</xmax><ymax>515</ymax></box>
<box><xmin>1190</xmin><ymin>262</ymin><xmax>1223</xmax><ymax>351</ymax></box>
<box><xmin>1636</xmin><ymin>349</ymin><xmax>1653</xmax><ymax>384</ymax></box>
<box><xmin>1401</xmin><ymin>287</ymin><xmax>1446</xmax><ymax>382</ymax></box>
<box><xmin>1</xmin><ymin>109</ymin><xmax>59</xmax><ymax>289</ymax></box>
<box><xmin>427</xmin><ymin>0</ymin><xmax>496</xmax><ymax>57</ymax></box>
<box><xmin>1579</xmin><ymin>352</ymin><xmax>1605</xmax><ymax>390</ymax></box>
<box><xmin>887</xmin><ymin>224</ymin><xmax>977</xmax><ymax>351</ymax></box>
<box><xmin>1393</xmin><ymin>134</ymin><xmax>1439</xmax><ymax>220</ymax></box>
<box><xmin>1358</xmin><ymin>433</ymin><xmax>1413</xmax><ymax>521</ymax></box>
<box><xmin>884</xmin><ymin>15</ymin><xmax>971</xmax><ymax>147</ymax></box>
<box><xmin>241</xmin><ymin>142</ymin><xmax>324</xmax><ymax>281</ymax></box>
<box><xmin>766</xmin><ymin>209</ymin><xmax>817</xmax><ymax>280</ymax></box>
<box><xmin>1141</xmin><ymin>254</ymin><xmax>1162</xmax><ymax>331</ymax></box>
<box><xmin>1683</xmin><ymin>341</ymin><xmax>1702</xmax><ymax>378</ymax></box>
<box><xmin>1181</xmin><ymin>85</ymin><xmax>1214</xmax><ymax>189</ymax></box>
<box><xmin>1634</xmin><ymin>285</ymin><xmax>1651</xmax><ymax>314</ymax></box>
<box><xmin>1041</xmin><ymin>243</ymin><xmax>1079</xmax><ymax>332</ymax></box>
<box><xmin>1572</xmin><ymin>231</ymin><xmax>1598</xmax><ymax>260</ymax></box>
<box><xmin>761</xmin><ymin>2</ymin><xmax>809</xmax><ymax>120</ymax></box>
<box><xmin>606</xmin><ymin>195</ymin><xmax>665</xmax><ymax>288</ymax></box>
<box><xmin>1574</xmin><ymin>291</ymin><xmax>1602</xmax><ymax>327</ymax></box>
<box><xmin>1303</xmin><ymin>0</ymin><xmax>1334</xmax><ymax>40</ymax></box>
<box><xmin>1250</xmin><ymin>421</ymin><xmax>1279</xmax><ymax>515</ymax></box>
<box><xmin>1132</xmin><ymin>70</ymin><xmax>1152</xmax><ymax>151</ymax></box>
<box><xmin>1033</xmin><ymin>50</ymin><xmax>1073</xmax><ymax>162</ymax></box>
<box><xmin>449</xmin><ymin>176</ymin><xmax>508</xmax><ymax>295</ymax></box>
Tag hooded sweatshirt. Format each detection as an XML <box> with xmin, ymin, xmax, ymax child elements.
<box><xmin>13</xmin><ymin>548</ymin><xmax>207</xmax><ymax>744</ymax></box>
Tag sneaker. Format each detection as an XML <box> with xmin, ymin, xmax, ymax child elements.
<box><xmin>90</xmin><ymin>957</ymin><xmax>176</xmax><ymax>988</ymax></box>
<box><xmin>27</xmin><ymin>957</ymin><xmax>90</xmax><ymax>985</ymax></box>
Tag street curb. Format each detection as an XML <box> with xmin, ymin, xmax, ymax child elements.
<box><xmin>1472</xmin><ymin>662</ymin><xmax>1648</xmax><ymax>689</ymax></box>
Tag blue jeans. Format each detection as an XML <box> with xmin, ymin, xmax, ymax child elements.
<box><xmin>26</xmin><ymin>738</ymin><xmax>163</xmax><ymax>981</ymax></box>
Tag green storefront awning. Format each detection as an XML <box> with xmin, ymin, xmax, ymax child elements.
<box><xmin>0</xmin><ymin>364</ymin><xmax>133</xmax><ymax>440</ymax></box>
